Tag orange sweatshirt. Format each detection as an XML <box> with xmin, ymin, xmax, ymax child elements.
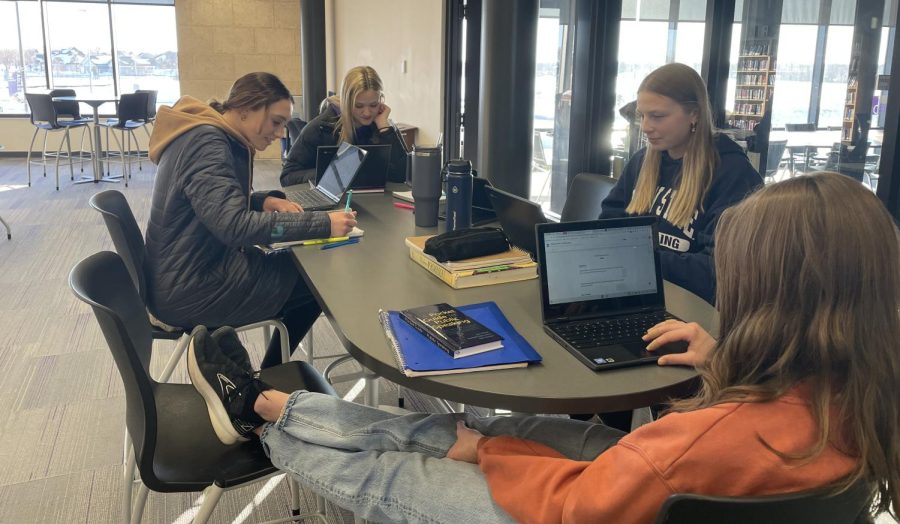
<box><xmin>477</xmin><ymin>388</ymin><xmax>857</xmax><ymax>523</ymax></box>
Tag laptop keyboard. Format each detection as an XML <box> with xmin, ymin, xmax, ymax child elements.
<box><xmin>554</xmin><ymin>311</ymin><xmax>674</xmax><ymax>349</ymax></box>
<box><xmin>284</xmin><ymin>188</ymin><xmax>333</xmax><ymax>209</ymax></box>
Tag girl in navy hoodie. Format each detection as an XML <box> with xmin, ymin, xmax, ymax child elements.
<box><xmin>602</xmin><ymin>63</ymin><xmax>762</xmax><ymax>304</ymax></box>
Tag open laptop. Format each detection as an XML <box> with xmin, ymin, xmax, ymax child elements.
<box><xmin>535</xmin><ymin>216</ymin><xmax>688</xmax><ymax>371</ymax></box>
<box><xmin>485</xmin><ymin>185</ymin><xmax>549</xmax><ymax>257</ymax></box>
<box><xmin>316</xmin><ymin>144</ymin><xmax>391</xmax><ymax>192</ymax></box>
<box><xmin>438</xmin><ymin>177</ymin><xmax>497</xmax><ymax>226</ymax></box>
<box><xmin>283</xmin><ymin>142</ymin><xmax>367</xmax><ymax>211</ymax></box>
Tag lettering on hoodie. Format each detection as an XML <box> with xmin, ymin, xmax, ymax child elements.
<box><xmin>651</xmin><ymin>187</ymin><xmax>697</xmax><ymax>253</ymax></box>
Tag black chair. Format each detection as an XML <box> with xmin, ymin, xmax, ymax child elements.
<box><xmin>24</xmin><ymin>92</ymin><xmax>93</xmax><ymax>190</ymax></box>
<box><xmin>98</xmin><ymin>92</ymin><xmax>150</xmax><ymax>186</ymax></box>
<box><xmin>560</xmin><ymin>172</ymin><xmax>617</xmax><ymax>222</ymax></box>
<box><xmin>88</xmin><ymin>190</ymin><xmax>293</xmax><ymax>381</ymax></box>
<box><xmin>284</xmin><ymin>117</ymin><xmax>307</xmax><ymax>158</ymax></box>
<box><xmin>49</xmin><ymin>88</ymin><xmax>93</xmax><ymax>166</ymax></box>
<box><xmin>764</xmin><ymin>139</ymin><xmax>788</xmax><ymax>183</ymax></box>
<box><xmin>134</xmin><ymin>89</ymin><xmax>158</xmax><ymax>139</ymax></box>
<box><xmin>653</xmin><ymin>480</ymin><xmax>874</xmax><ymax>523</ymax></box>
<box><xmin>69</xmin><ymin>251</ymin><xmax>335</xmax><ymax>524</ymax></box>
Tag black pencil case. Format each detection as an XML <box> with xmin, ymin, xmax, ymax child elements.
<box><xmin>424</xmin><ymin>227</ymin><xmax>510</xmax><ymax>262</ymax></box>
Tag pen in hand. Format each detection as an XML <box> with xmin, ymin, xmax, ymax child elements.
<box><xmin>344</xmin><ymin>190</ymin><xmax>353</xmax><ymax>212</ymax></box>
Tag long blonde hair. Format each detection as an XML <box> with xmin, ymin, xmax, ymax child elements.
<box><xmin>336</xmin><ymin>66</ymin><xmax>384</xmax><ymax>143</ymax></box>
<box><xmin>626</xmin><ymin>63</ymin><xmax>718</xmax><ymax>228</ymax></box>
<box><xmin>674</xmin><ymin>172</ymin><xmax>900</xmax><ymax>516</ymax></box>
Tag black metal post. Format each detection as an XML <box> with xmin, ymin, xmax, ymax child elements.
<box><xmin>700</xmin><ymin>0</ymin><xmax>736</xmax><ymax>128</ymax></box>
<box><xmin>476</xmin><ymin>0</ymin><xmax>538</xmax><ymax>197</ymax></box>
<box><xmin>299</xmin><ymin>0</ymin><xmax>326</xmax><ymax>122</ymax></box>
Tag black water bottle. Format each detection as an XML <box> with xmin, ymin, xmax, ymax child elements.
<box><xmin>444</xmin><ymin>159</ymin><xmax>474</xmax><ymax>231</ymax></box>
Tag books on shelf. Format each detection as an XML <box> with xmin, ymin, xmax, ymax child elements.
<box><xmin>405</xmin><ymin>235</ymin><xmax>537</xmax><ymax>289</ymax></box>
<box><xmin>257</xmin><ymin>227</ymin><xmax>364</xmax><ymax>254</ymax></box>
<box><xmin>379</xmin><ymin>301</ymin><xmax>542</xmax><ymax>377</ymax></box>
<box><xmin>399</xmin><ymin>302</ymin><xmax>503</xmax><ymax>358</ymax></box>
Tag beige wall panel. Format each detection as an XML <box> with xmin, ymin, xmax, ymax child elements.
<box><xmin>332</xmin><ymin>0</ymin><xmax>444</xmax><ymax>145</ymax></box>
<box><xmin>234</xmin><ymin>55</ymin><xmax>280</xmax><ymax>77</ymax></box>
<box><xmin>191</xmin><ymin>0</ymin><xmax>234</xmax><ymax>27</ymax></box>
<box><xmin>255</xmin><ymin>28</ymin><xmax>297</xmax><ymax>56</ymax></box>
<box><xmin>233</xmin><ymin>0</ymin><xmax>275</xmax><ymax>28</ymax></box>
<box><xmin>214</xmin><ymin>27</ymin><xmax>255</xmax><ymax>55</ymax></box>
<box><xmin>274</xmin><ymin>1</ymin><xmax>301</xmax><ymax>29</ymax></box>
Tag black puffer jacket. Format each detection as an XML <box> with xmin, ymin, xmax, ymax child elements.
<box><xmin>280</xmin><ymin>101</ymin><xmax>408</xmax><ymax>186</ymax></box>
<box><xmin>145</xmin><ymin>96</ymin><xmax>331</xmax><ymax>327</ymax></box>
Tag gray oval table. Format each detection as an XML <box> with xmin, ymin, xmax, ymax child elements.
<box><xmin>292</xmin><ymin>188</ymin><xmax>717</xmax><ymax>413</ymax></box>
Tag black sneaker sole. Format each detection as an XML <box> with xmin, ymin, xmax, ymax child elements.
<box><xmin>187</xmin><ymin>336</ymin><xmax>247</xmax><ymax>445</ymax></box>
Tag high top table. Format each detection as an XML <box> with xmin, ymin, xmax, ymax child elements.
<box><xmin>51</xmin><ymin>96</ymin><xmax>120</xmax><ymax>183</ymax></box>
<box><xmin>292</xmin><ymin>188</ymin><xmax>716</xmax><ymax>413</ymax></box>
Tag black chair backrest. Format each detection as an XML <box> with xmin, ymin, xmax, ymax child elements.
<box><xmin>286</xmin><ymin>117</ymin><xmax>307</xmax><ymax>147</ymax></box>
<box><xmin>49</xmin><ymin>88</ymin><xmax>83</xmax><ymax>119</ymax></box>
<box><xmin>765</xmin><ymin>140</ymin><xmax>788</xmax><ymax>175</ymax></box>
<box><xmin>561</xmin><ymin>172</ymin><xmax>617</xmax><ymax>221</ymax></box>
<box><xmin>89</xmin><ymin>190</ymin><xmax>148</xmax><ymax>300</ymax></box>
<box><xmin>135</xmin><ymin>89</ymin><xmax>158</xmax><ymax>120</ymax></box>
<box><xmin>785</xmin><ymin>123</ymin><xmax>816</xmax><ymax>132</ymax></box>
<box><xmin>116</xmin><ymin>92</ymin><xmax>150</xmax><ymax>125</ymax></box>
<box><xmin>653</xmin><ymin>480</ymin><xmax>874</xmax><ymax>524</ymax></box>
<box><xmin>24</xmin><ymin>92</ymin><xmax>60</xmax><ymax>127</ymax></box>
<box><xmin>69</xmin><ymin>251</ymin><xmax>157</xmax><ymax>472</ymax></box>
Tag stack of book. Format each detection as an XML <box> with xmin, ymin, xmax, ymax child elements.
<box><xmin>405</xmin><ymin>235</ymin><xmax>537</xmax><ymax>289</ymax></box>
<box><xmin>379</xmin><ymin>301</ymin><xmax>542</xmax><ymax>377</ymax></box>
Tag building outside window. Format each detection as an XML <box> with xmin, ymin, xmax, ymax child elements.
<box><xmin>0</xmin><ymin>0</ymin><xmax>178</xmax><ymax>116</ymax></box>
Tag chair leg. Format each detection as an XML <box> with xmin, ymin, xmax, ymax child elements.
<box><xmin>109</xmin><ymin>129</ymin><xmax>127</xmax><ymax>187</ymax></box>
<box><xmin>157</xmin><ymin>334</ymin><xmax>190</xmax><ymax>382</ymax></box>
<box><xmin>54</xmin><ymin>132</ymin><xmax>65</xmax><ymax>191</ymax></box>
<box><xmin>129</xmin><ymin>483</ymin><xmax>149</xmax><ymax>524</ymax></box>
<box><xmin>288</xmin><ymin>477</ymin><xmax>301</xmax><ymax>513</ymax></box>
<box><xmin>123</xmin><ymin>434</ymin><xmax>136</xmax><ymax>524</ymax></box>
<box><xmin>78</xmin><ymin>126</ymin><xmax>88</xmax><ymax>173</ymax></box>
<box><xmin>64</xmin><ymin>128</ymin><xmax>75</xmax><ymax>181</ymax></box>
<box><xmin>192</xmin><ymin>484</ymin><xmax>224</xmax><ymax>524</ymax></box>
<box><xmin>41</xmin><ymin>130</ymin><xmax>49</xmax><ymax>177</ymax></box>
<box><xmin>26</xmin><ymin>127</ymin><xmax>39</xmax><ymax>187</ymax></box>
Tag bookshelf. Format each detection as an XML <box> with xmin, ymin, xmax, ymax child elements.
<box><xmin>729</xmin><ymin>40</ymin><xmax>775</xmax><ymax>131</ymax></box>
<box><xmin>842</xmin><ymin>56</ymin><xmax>859</xmax><ymax>144</ymax></box>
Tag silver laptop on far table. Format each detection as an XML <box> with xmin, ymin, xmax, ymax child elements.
<box><xmin>284</xmin><ymin>142</ymin><xmax>367</xmax><ymax>211</ymax></box>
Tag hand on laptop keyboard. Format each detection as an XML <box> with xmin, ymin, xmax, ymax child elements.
<box><xmin>643</xmin><ymin>320</ymin><xmax>715</xmax><ymax>367</ymax></box>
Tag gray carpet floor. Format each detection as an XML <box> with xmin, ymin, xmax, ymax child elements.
<box><xmin>0</xmin><ymin>153</ymin><xmax>895</xmax><ymax>524</ymax></box>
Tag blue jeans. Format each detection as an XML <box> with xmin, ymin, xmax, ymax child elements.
<box><xmin>260</xmin><ymin>392</ymin><xmax>625</xmax><ymax>524</ymax></box>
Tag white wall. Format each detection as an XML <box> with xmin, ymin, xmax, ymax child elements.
<box><xmin>330</xmin><ymin>0</ymin><xmax>444</xmax><ymax>145</ymax></box>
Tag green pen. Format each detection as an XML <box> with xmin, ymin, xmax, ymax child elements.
<box><xmin>344</xmin><ymin>190</ymin><xmax>353</xmax><ymax>212</ymax></box>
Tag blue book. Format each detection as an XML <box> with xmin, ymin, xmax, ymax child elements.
<box><xmin>378</xmin><ymin>301</ymin><xmax>542</xmax><ymax>377</ymax></box>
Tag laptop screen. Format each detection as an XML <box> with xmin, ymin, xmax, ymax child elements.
<box><xmin>316</xmin><ymin>144</ymin><xmax>391</xmax><ymax>189</ymax></box>
<box><xmin>317</xmin><ymin>142</ymin><xmax>366</xmax><ymax>201</ymax></box>
<box><xmin>537</xmin><ymin>217</ymin><xmax>666</xmax><ymax>321</ymax></box>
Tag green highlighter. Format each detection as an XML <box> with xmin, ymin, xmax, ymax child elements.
<box><xmin>344</xmin><ymin>190</ymin><xmax>353</xmax><ymax>212</ymax></box>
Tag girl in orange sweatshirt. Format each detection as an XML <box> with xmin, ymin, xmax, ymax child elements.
<box><xmin>189</xmin><ymin>172</ymin><xmax>899</xmax><ymax>523</ymax></box>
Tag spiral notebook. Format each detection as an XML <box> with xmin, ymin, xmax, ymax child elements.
<box><xmin>378</xmin><ymin>301</ymin><xmax>541</xmax><ymax>377</ymax></box>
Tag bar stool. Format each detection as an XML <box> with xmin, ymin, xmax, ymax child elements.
<box><xmin>98</xmin><ymin>92</ymin><xmax>150</xmax><ymax>186</ymax></box>
<box><xmin>24</xmin><ymin>92</ymin><xmax>93</xmax><ymax>190</ymax></box>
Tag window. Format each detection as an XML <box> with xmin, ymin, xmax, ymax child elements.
<box><xmin>530</xmin><ymin>1</ymin><xmax>575</xmax><ymax>210</ymax></box>
<box><xmin>0</xmin><ymin>0</ymin><xmax>177</xmax><ymax>116</ymax></box>
<box><xmin>613</xmin><ymin>0</ymin><xmax>708</xmax><ymax>171</ymax></box>
<box><xmin>818</xmin><ymin>25</ymin><xmax>854</xmax><ymax>128</ymax></box>
<box><xmin>0</xmin><ymin>1</ymin><xmax>25</xmax><ymax>114</ymax></box>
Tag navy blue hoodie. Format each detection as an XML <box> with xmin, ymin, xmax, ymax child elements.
<box><xmin>600</xmin><ymin>134</ymin><xmax>762</xmax><ymax>304</ymax></box>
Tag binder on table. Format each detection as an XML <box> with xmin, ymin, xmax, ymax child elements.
<box><xmin>378</xmin><ymin>301</ymin><xmax>541</xmax><ymax>377</ymax></box>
